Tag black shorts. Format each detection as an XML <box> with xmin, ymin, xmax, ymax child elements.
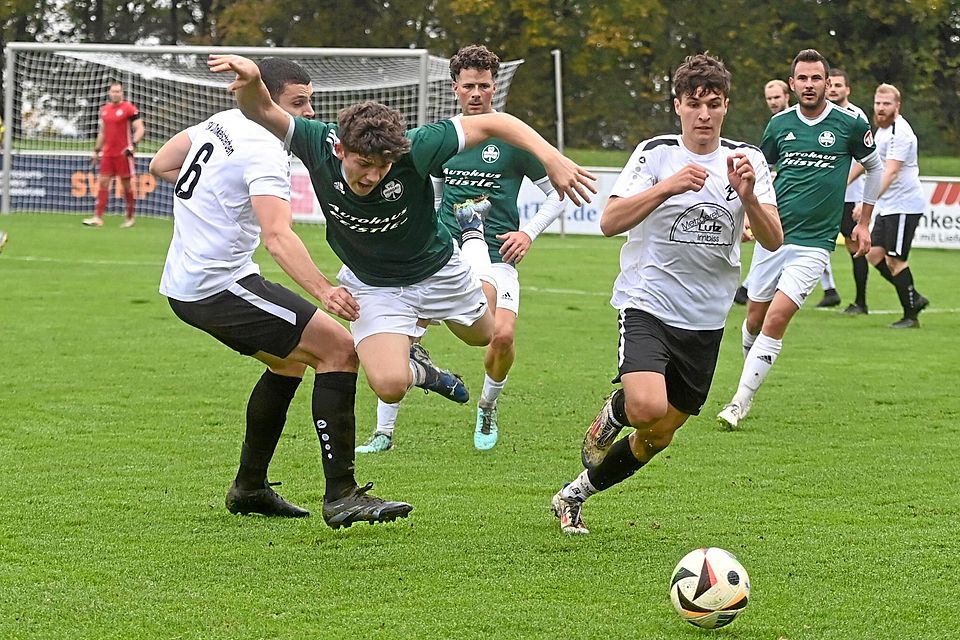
<box><xmin>614</xmin><ymin>308</ymin><xmax>724</xmax><ymax>416</ymax></box>
<box><xmin>871</xmin><ymin>213</ymin><xmax>922</xmax><ymax>260</ymax></box>
<box><xmin>839</xmin><ymin>201</ymin><xmax>857</xmax><ymax>238</ymax></box>
<box><xmin>168</xmin><ymin>274</ymin><xmax>318</xmax><ymax>358</ymax></box>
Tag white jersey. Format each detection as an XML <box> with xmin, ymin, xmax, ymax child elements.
<box><xmin>840</xmin><ymin>101</ymin><xmax>869</xmax><ymax>203</ymax></box>
<box><xmin>874</xmin><ymin>114</ymin><xmax>925</xmax><ymax>216</ymax></box>
<box><xmin>610</xmin><ymin>135</ymin><xmax>777</xmax><ymax>330</ymax></box>
<box><xmin>160</xmin><ymin>109</ymin><xmax>291</xmax><ymax>301</ymax></box>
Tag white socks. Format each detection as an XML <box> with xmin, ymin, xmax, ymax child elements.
<box><xmin>820</xmin><ymin>262</ymin><xmax>836</xmax><ymax>290</ymax></box>
<box><xmin>479</xmin><ymin>374</ymin><xmax>507</xmax><ymax>411</ymax></box>
<box><xmin>560</xmin><ymin>470</ymin><xmax>598</xmax><ymax>503</ymax></box>
<box><xmin>376</xmin><ymin>400</ymin><xmax>400</xmax><ymax>436</ymax></box>
<box><xmin>741</xmin><ymin>319</ymin><xmax>758</xmax><ymax>359</ymax></box>
<box><xmin>734</xmin><ymin>332</ymin><xmax>782</xmax><ymax>406</ymax></box>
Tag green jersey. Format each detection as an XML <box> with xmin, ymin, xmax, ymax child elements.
<box><xmin>436</xmin><ymin>135</ymin><xmax>547</xmax><ymax>263</ymax></box>
<box><xmin>290</xmin><ymin>118</ymin><xmax>462</xmax><ymax>286</ymax></box>
<box><xmin>761</xmin><ymin>102</ymin><xmax>875</xmax><ymax>250</ymax></box>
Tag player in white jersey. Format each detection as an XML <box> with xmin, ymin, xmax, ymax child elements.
<box><xmin>827</xmin><ymin>70</ymin><xmax>872</xmax><ymax>315</ymax></box>
<box><xmin>550</xmin><ymin>54</ymin><xmax>783</xmax><ymax>535</ymax></box>
<box><xmin>851</xmin><ymin>83</ymin><xmax>929</xmax><ymax>328</ymax></box>
<box><xmin>151</xmin><ymin>57</ymin><xmax>413</xmax><ymax>528</ymax></box>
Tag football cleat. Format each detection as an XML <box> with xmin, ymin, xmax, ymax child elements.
<box><xmin>842</xmin><ymin>303</ymin><xmax>868</xmax><ymax>315</ymax></box>
<box><xmin>453</xmin><ymin>197</ymin><xmax>491</xmax><ymax>233</ymax></box>
<box><xmin>225</xmin><ymin>480</ymin><xmax>310</xmax><ymax>518</ymax></box>
<box><xmin>82</xmin><ymin>216</ymin><xmax>104</xmax><ymax>227</ymax></box>
<box><xmin>322</xmin><ymin>482</ymin><xmax>412</xmax><ymax>529</ymax></box>
<box><xmin>581</xmin><ymin>393</ymin><xmax>623</xmax><ymax>469</ymax></box>
<box><xmin>355</xmin><ymin>431</ymin><xmax>393</xmax><ymax>454</ymax></box>
<box><xmin>889</xmin><ymin>317</ymin><xmax>920</xmax><ymax>329</ymax></box>
<box><xmin>119</xmin><ymin>218</ymin><xmax>136</xmax><ymax>229</ymax></box>
<box><xmin>474</xmin><ymin>405</ymin><xmax>499</xmax><ymax>451</ymax></box>
<box><xmin>552</xmin><ymin>490</ymin><xmax>589</xmax><ymax>535</ymax></box>
<box><xmin>717</xmin><ymin>400</ymin><xmax>751</xmax><ymax>430</ymax></box>
<box><xmin>913</xmin><ymin>294</ymin><xmax>929</xmax><ymax>314</ymax></box>
<box><xmin>816</xmin><ymin>289</ymin><xmax>841</xmax><ymax>308</ymax></box>
<box><xmin>0</xmin><ymin>230</ymin><xmax>7</xmax><ymax>253</ymax></box>
<box><xmin>409</xmin><ymin>343</ymin><xmax>469</xmax><ymax>404</ymax></box>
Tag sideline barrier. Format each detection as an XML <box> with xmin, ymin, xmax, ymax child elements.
<box><xmin>3</xmin><ymin>154</ymin><xmax>958</xmax><ymax>250</ymax></box>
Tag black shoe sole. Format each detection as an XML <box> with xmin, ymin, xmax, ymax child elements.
<box><xmin>325</xmin><ymin>509</ymin><xmax>411</xmax><ymax>530</ymax></box>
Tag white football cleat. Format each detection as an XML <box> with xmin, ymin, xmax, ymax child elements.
<box><xmin>551</xmin><ymin>490</ymin><xmax>589</xmax><ymax>535</ymax></box>
<box><xmin>717</xmin><ymin>400</ymin><xmax>751</xmax><ymax>430</ymax></box>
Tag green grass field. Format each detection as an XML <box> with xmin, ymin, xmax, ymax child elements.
<box><xmin>2</xmin><ymin>214</ymin><xmax>959</xmax><ymax>639</ymax></box>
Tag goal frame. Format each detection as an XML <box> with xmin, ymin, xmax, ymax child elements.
<box><xmin>1</xmin><ymin>43</ymin><xmax>442</xmax><ymax>215</ymax></box>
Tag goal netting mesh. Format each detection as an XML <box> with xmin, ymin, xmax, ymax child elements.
<box><xmin>1</xmin><ymin>44</ymin><xmax>523</xmax><ymax>218</ymax></box>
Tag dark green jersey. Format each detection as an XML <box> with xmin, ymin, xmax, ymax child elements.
<box><xmin>761</xmin><ymin>102</ymin><xmax>875</xmax><ymax>250</ymax></box>
<box><xmin>436</xmin><ymin>135</ymin><xmax>547</xmax><ymax>263</ymax></box>
<box><xmin>290</xmin><ymin>118</ymin><xmax>462</xmax><ymax>286</ymax></box>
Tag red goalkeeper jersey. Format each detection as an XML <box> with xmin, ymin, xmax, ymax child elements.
<box><xmin>99</xmin><ymin>101</ymin><xmax>139</xmax><ymax>155</ymax></box>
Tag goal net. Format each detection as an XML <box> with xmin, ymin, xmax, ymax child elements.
<box><xmin>1</xmin><ymin>43</ymin><xmax>523</xmax><ymax>218</ymax></box>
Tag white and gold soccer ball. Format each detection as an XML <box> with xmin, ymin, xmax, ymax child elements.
<box><xmin>669</xmin><ymin>547</ymin><xmax>751</xmax><ymax>629</ymax></box>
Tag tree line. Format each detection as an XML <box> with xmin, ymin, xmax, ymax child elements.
<box><xmin>3</xmin><ymin>0</ymin><xmax>959</xmax><ymax>153</ymax></box>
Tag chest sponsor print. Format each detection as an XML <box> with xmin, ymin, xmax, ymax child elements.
<box><xmin>670</xmin><ymin>202</ymin><xmax>736</xmax><ymax>246</ymax></box>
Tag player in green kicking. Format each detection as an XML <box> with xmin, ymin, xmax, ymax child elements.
<box><xmin>208</xmin><ymin>54</ymin><xmax>595</xmax><ymax>436</ymax></box>
<box><xmin>360</xmin><ymin>45</ymin><xmax>567</xmax><ymax>454</ymax></box>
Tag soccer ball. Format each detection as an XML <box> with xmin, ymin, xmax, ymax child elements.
<box><xmin>669</xmin><ymin>547</ymin><xmax>751</xmax><ymax>629</ymax></box>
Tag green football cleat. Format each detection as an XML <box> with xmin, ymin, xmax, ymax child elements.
<box><xmin>356</xmin><ymin>431</ymin><xmax>393</xmax><ymax>454</ymax></box>
<box><xmin>474</xmin><ymin>405</ymin><xmax>499</xmax><ymax>450</ymax></box>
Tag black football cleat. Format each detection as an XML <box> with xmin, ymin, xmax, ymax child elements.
<box><xmin>225</xmin><ymin>480</ymin><xmax>310</xmax><ymax>518</ymax></box>
<box><xmin>322</xmin><ymin>482</ymin><xmax>412</xmax><ymax>529</ymax></box>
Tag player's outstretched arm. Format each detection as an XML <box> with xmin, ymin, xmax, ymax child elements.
<box><xmin>252</xmin><ymin>195</ymin><xmax>360</xmax><ymax>322</ymax></box>
<box><xmin>207</xmin><ymin>55</ymin><xmax>291</xmax><ymax>141</ymax></box>
<box><xmin>727</xmin><ymin>153</ymin><xmax>782</xmax><ymax>251</ymax></box>
<box><xmin>149</xmin><ymin>131</ymin><xmax>192</xmax><ymax>184</ymax></box>
<box><xmin>458</xmin><ymin>112</ymin><xmax>596</xmax><ymax>206</ymax></box>
<box><xmin>600</xmin><ymin>163</ymin><xmax>706</xmax><ymax>236</ymax></box>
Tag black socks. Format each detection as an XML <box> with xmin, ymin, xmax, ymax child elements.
<box><xmin>236</xmin><ymin>370</ymin><xmax>302</xmax><ymax>490</ymax></box>
<box><xmin>313</xmin><ymin>372</ymin><xmax>360</xmax><ymax>502</ymax></box>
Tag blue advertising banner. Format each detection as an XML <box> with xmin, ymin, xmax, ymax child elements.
<box><xmin>1</xmin><ymin>152</ymin><xmax>174</xmax><ymax>216</ymax></box>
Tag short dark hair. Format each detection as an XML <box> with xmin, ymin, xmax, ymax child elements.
<box><xmin>791</xmin><ymin>49</ymin><xmax>830</xmax><ymax>78</ymax></box>
<box><xmin>257</xmin><ymin>57</ymin><xmax>312</xmax><ymax>101</ymax></box>
<box><xmin>829</xmin><ymin>68</ymin><xmax>851</xmax><ymax>86</ymax></box>
<box><xmin>337</xmin><ymin>101</ymin><xmax>411</xmax><ymax>160</ymax></box>
<box><xmin>449</xmin><ymin>44</ymin><xmax>501</xmax><ymax>81</ymax></box>
<box><xmin>672</xmin><ymin>53</ymin><xmax>731</xmax><ymax>100</ymax></box>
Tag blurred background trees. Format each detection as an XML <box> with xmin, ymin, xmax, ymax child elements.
<box><xmin>3</xmin><ymin>0</ymin><xmax>958</xmax><ymax>153</ymax></box>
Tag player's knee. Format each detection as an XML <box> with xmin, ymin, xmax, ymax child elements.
<box><xmin>489</xmin><ymin>329</ymin><xmax>514</xmax><ymax>355</ymax></box>
<box><xmin>371</xmin><ymin>378</ymin><xmax>408</xmax><ymax>404</ymax></box>
<box><xmin>624</xmin><ymin>395</ymin><xmax>668</xmax><ymax>427</ymax></box>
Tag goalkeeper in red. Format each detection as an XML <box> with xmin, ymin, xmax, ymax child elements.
<box><xmin>716</xmin><ymin>49</ymin><xmax>883</xmax><ymax>429</ymax></box>
<box><xmin>84</xmin><ymin>81</ymin><xmax>145</xmax><ymax>228</ymax></box>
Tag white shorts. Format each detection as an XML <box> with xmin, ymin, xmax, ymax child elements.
<box><xmin>338</xmin><ymin>245</ymin><xmax>488</xmax><ymax>346</ymax></box>
<box><xmin>745</xmin><ymin>243</ymin><xmax>830</xmax><ymax>308</ymax></box>
<box><xmin>490</xmin><ymin>262</ymin><xmax>520</xmax><ymax>316</ymax></box>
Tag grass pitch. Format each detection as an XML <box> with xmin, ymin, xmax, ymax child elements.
<box><xmin>1</xmin><ymin>214</ymin><xmax>958</xmax><ymax>639</ymax></box>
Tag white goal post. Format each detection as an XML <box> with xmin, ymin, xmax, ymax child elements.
<box><xmin>1</xmin><ymin>43</ymin><xmax>523</xmax><ymax>217</ymax></box>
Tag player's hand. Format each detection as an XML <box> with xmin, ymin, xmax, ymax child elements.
<box><xmin>851</xmin><ymin>202</ymin><xmax>863</xmax><ymax>222</ymax></box>
<box><xmin>90</xmin><ymin>151</ymin><xmax>99</xmax><ymax>168</ymax></box>
<box><xmin>850</xmin><ymin>221</ymin><xmax>871</xmax><ymax>258</ymax></box>
<box><xmin>319</xmin><ymin>285</ymin><xmax>360</xmax><ymax>322</ymax></box>
<box><xmin>727</xmin><ymin>153</ymin><xmax>756</xmax><ymax>198</ymax></box>
<box><xmin>497</xmin><ymin>231</ymin><xmax>533</xmax><ymax>264</ymax></box>
<box><xmin>544</xmin><ymin>153</ymin><xmax>597</xmax><ymax>206</ymax></box>
<box><xmin>666</xmin><ymin>163</ymin><xmax>709</xmax><ymax>195</ymax></box>
<box><xmin>207</xmin><ymin>54</ymin><xmax>261</xmax><ymax>91</ymax></box>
